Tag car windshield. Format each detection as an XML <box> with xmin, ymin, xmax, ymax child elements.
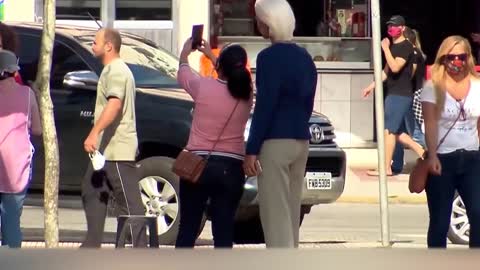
<box><xmin>75</xmin><ymin>34</ymin><xmax>180</xmax><ymax>88</ymax></box>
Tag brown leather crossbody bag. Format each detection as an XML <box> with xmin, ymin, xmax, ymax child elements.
<box><xmin>409</xmin><ymin>110</ymin><xmax>462</xmax><ymax>193</ymax></box>
<box><xmin>172</xmin><ymin>101</ymin><xmax>240</xmax><ymax>184</ymax></box>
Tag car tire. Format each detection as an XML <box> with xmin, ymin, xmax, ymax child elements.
<box><xmin>233</xmin><ymin>212</ymin><xmax>306</xmax><ymax>244</ymax></box>
<box><xmin>137</xmin><ymin>156</ymin><xmax>205</xmax><ymax>245</ymax></box>
<box><xmin>448</xmin><ymin>194</ymin><xmax>469</xmax><ymax>245</ymax></box>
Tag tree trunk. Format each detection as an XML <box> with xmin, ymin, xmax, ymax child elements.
<box><xmin>33</xmin><ymin>0</ymin><xmax>59</xmax><ymax>248</ymax></box>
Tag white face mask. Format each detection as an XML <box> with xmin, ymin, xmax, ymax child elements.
<box><xmin>89</xmin><ymin>150</ymin><xmax>106</xmax><ymax>171</ymax></box>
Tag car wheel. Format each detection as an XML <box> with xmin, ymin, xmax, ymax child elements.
<box><xmin>137</xmin><ymin>156</ymin><xmax>206</xmax><ymax>245</ymax></box>
<box><xmin>233</xmin><ymin>212</ymin><xmax>306</xmax><ymax>244</ymax></box>
<box><xmin>448</xmin><ymin>194</ymin><xmax>469</xmax><ymax>245</ymax></box>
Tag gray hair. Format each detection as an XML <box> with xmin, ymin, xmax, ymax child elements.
<box><xmin>255</xmin><ymin>0</ymin><xmax>296</xmax><ymax>42</ymax></box>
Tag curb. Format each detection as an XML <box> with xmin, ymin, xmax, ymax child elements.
<box><xmin>337</xmin><ymin>195</ymin><xmax>427</xmax><ymax>204</ymax></box>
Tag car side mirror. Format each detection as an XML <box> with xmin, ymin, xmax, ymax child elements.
<box><xmin>63</xmin><ymin>70</ymin><xmax>99</xmax><ymax>90</ymax></box>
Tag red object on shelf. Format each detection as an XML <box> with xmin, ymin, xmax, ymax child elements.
<box><xmin>351</xmin><ymin>12</ymin><xmax>366</xmax><ymax>37</ymax></box>
<box><xmin>248</xmin><ymin>0</ymin><xmax>256</xmax><ymax>16</ymax></box>
<box><xmin>425</xmin><ymin>65</ymin><xmax>480</xmax><ymax>80</ymax></box>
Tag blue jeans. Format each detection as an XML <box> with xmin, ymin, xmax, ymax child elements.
<box><xmin>176</xmin><ymin>155</ymin><xmax>246</xmax><ymax>248</ymax></box>
<box><xmin>0</xmin><ymin>188</ymin><xmax>27</xmax><ymax>248</ymax></box>
<box><xmin>407</xmin><ymin>109</ymin><xmax>425</xmax><ymax>147</ymax></box>
<box><xmin>425</xmin><ymin>150</ymin><xmax>480</xmax><ymax>248</ymax></box>
<box><xmin>392</xmin><ymin>145</ymin><xmax>405</xmax><ymax>174</ymax></box>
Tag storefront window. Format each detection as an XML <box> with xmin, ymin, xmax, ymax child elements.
<box><xmin>326</xmin><ymin>0</ymin><xmax>369</xmax><ymax>37</ymax></box>
<box><xmin>215</xmin><ymin>0</ymin><xmax>370</xmax><ymax>38</ymax></box>
<box><xmin>218</xmin><ymin>37</ymin><xmax>371</xmax><ymax>69</ymax></box>
<box><xmin>56</xmin><ymin>0</ymin><xmax>172</xmax><ymax>20</ymax></box>
<box><xmin>214</xmin><ymin>0</ymin><xmax>372</xmax><ymax>67</ymax></box>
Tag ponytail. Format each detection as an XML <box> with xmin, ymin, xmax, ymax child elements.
<box><xmin>225</xmin><ymin>67</ymin><xmax>252</xmax><ymax>101</ymax></box>
<box><xmin>216</xmin><ymin>44</ymin><xmax>253</xmax><ymax>101</ymax></box>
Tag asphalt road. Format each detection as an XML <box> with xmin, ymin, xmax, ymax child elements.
<box><xmin>19</xmin><ymin>198</ymin><xmax>431</xmax><ymax>246</ymax></box>
<box><xmin>299</xmin><ymin>203</ymin><xmax>429</xmax><ymax>245</ymax></box>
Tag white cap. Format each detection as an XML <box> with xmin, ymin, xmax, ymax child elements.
<box><xmin>0</xmin><ymin>50</ymin><xmax>20</xmax><ymax>74</ymax></box>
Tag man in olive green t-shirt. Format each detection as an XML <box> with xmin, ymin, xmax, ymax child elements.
<box><xmin>81</xmin><ymin>28</ymin><xmax>146</xmax><ymax>248</ymax></box>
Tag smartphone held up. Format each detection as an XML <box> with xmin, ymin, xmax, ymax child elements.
<box><xmin>191</xmin><ymin>24</ymin><xmax>204</xmax><ymax>50</ymax></box>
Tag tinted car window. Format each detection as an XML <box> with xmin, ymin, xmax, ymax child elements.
<box><xmin>17</xmin><ymin>33</ymin><xmax>91</xmax><ymax>88</ymax></box>
<box><xmin>75</xmin><ymin>34</ymin><xmax>180</xmax><ymax>88</ymax></box>
<box><xmin>51</xmin><ymin>42</ymin><xmax>91</xmax><ymax>88</ymax></box>
<box><xmin>18</xmin><ymin>34</ymin><xmax>41</xmax><ymax>83</ymax></box>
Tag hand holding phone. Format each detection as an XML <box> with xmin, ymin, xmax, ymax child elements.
<box><xmin>191</xmin><ymin>24</ymin><xmax>204</xmax><ymax>50</ymax></box>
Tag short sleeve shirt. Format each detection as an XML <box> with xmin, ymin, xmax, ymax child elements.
<box><xmin>420</xmin><ymin>80</ymin><xmax>480</xmax><ymax>154</ymax></box>
<box><xmin>385</xmin><ymin>40</ymin><xmax>415</xmax><ymax>97</ymax></box>
<box><xmin>94</xmin><ymin>59</ymin><xmax>138</xmax><ymax>161</ymax></box>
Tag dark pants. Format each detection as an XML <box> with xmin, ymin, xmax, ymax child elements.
<box><xmin>0</xmin><ymin>188</ymin><xmax>27</xmax><ymax>248</ymax></box>
<box><xmin>81</xmin><ymin>161</ymin><xmax>147</xmax><ymax>248</ymax></box>
<box><xmin>425</xmin><ymin>150</ymin><xmax>480</xmax><ymax>248</ymax></box>
<box><xmin>175</xmin><ymin>156</ymin><xmax>246</xmax><ymax>248</ymax></box>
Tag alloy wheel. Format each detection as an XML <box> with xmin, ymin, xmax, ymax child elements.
<box><xmin>139</xmin><ymin>176</ymin><xmax>179</xmax><ymax>236</ymax></box>
<box><xmin>450</xmin><ymin>196</ymin><xmax>470</xmax><ymax>243</ymax></box>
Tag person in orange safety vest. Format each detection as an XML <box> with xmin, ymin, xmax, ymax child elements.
<box><xmin>199</xmin><ymin>44</ymin><xmax>251</xmax><ymax>79</ymax></box>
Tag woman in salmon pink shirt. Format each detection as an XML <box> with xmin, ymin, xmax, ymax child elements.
<box><xmin>175</xmin><ymin>38</ymin><xmax>253</xmax><ymax>248</ymax></box>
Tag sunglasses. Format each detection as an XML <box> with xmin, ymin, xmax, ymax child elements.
<box><xmin>445</xmin><ymin>53</ymin><xmax>468</xmax><ymax>62</ymax></box>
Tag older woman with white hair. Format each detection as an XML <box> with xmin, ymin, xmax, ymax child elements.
<box><xmin>243</xmin><ymin>0</ymin><xmax>317</xmax><ymax>248</ymax></box>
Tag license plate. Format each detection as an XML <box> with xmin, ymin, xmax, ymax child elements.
<box><xmin>306</xmin><ymin>172</ymin><xmax>332</xmax><ymax>190</ymax></box>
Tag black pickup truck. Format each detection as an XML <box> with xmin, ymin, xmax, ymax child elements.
<box><xmin>11</xmin><ymin>23</ymin><xmax>346</xmax><ymax>244</ymax></box>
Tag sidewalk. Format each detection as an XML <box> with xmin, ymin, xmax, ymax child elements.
<box><xmin>17</xmin><ymin>241</ymin><xmax>465</xmax><ymax>249</ymax></box>
<box><xmin>338</xmin><ymin>148</ymin><xmax>426</xmax><ymax>204</ymax></box>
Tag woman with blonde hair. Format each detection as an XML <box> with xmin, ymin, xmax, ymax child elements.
<box><xmin>420</xmin><ymin>35</ymin><xmax>480</xmax><ymax>248</ymax></box>
<box><xmin>243</xmin><ymin>0</ymin><xmax>317</xmax><ymax>248</ymax></box>
<box><xmin>404</xmin><ymin>27</ymin><xmax>426</xmax><ymax>132</ymax></box>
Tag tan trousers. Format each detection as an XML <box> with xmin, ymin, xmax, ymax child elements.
<box><xmin>257</xmin><ymin>139</ymin><xmax>309</xmax><ymax>248</ymax></box>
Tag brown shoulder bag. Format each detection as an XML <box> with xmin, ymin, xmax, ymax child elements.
<box><xmin>409</xmin><ymin>110</ymin><xmax>462</xmax><ymax>193</ymax></box>
<box><xmin>172</xmin><ymin>101</ymin><xmax>240</xmax><ymax>184</ymax></box>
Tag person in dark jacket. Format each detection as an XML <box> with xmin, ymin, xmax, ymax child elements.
<box><xmin>243</xmin><ymin>0</ymin><xmax>317</xmax><ymax>248</ymax></box>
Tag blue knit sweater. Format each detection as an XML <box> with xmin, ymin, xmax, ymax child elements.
<box><xmin>246</xmin><ymin>43</ymin><xmax>317</xmax><ymax>155</ymax></box>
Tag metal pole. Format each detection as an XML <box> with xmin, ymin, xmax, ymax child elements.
<box><xmin>370</xmin><ymin>0</ymin><xmax>391</xmax><ymax>247</ymax></box>
<box><xmin>101</xmin><ymin>0</ymin><xmax>115</xmax><ymax>28</ymax></box>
